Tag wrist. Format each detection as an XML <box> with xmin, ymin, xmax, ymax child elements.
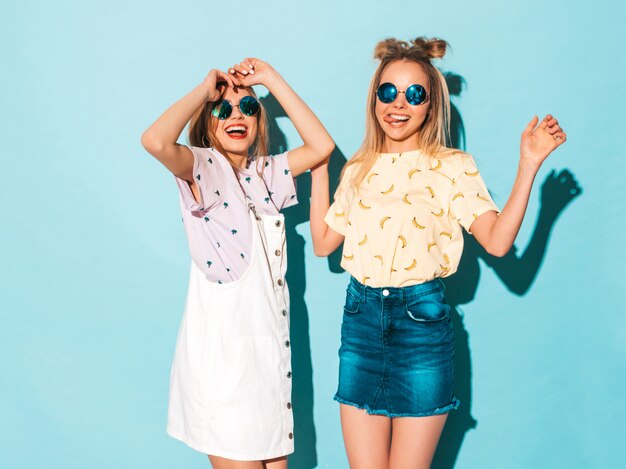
<box><xmin>517</xmin><ymin>158</ymin><xmax>541</xmax><ymax>175</ymax></box>
<box><xmin>263</xmin><ymin>70</ymin><xmax>285</xmax><ymax>92</ymax></box>
<box><xmin>200</xmin><ymin>79</ymin><xmax>224</xmax><ymax>102</ymax></box>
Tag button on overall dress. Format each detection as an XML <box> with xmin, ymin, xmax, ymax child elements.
<box><xmin>167</xmin><ymin>203</ymin><xmax>294</xmax><ymax>461</ymax></box>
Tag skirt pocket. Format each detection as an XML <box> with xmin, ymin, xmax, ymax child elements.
<box><xmin>344</xmin><ymin>288</ymin><xmax>361</xmax><ymax>315</ymax></box>
<box><xmin>405</xmin><ymin>289</ymin><xmax>449</xmax><ymax>322</ymax></box>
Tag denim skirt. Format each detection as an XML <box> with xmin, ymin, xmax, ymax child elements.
<box><xmin>334</xmin><ymin>276</ymin><xmax>460</xmax><ymax>417</ymax></box>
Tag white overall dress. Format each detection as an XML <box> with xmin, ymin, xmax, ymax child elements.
<box><xmin>167</xmin><ymin>203</ymin><xmax>294</xmax><ymax>461</ymax></box>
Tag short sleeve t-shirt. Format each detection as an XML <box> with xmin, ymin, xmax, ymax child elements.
<box><xmin>324</xmin><ymin>149</ymin><xmax>499</xmax><ymax>287</ymax></box>
<box><xmin>176</xmin><ymin>146</ymin><xmax>297</xmax><ymax>283</ymax></box>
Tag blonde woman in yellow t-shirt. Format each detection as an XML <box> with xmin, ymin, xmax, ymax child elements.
<box><xmin>310</xmin><ymin>37</ymin><xmax>566</xmax><ymax>468</ymax></box>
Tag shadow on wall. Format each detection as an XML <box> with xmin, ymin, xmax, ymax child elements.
<box><xmin>261</xmin><ymin>94</ymin><xmax>347</xmax><ymax>469</ymax></box>
<box><xmin>432</xmin><ymin>73</ymin><xmax>582</xmax><ymax>469</ymax></box>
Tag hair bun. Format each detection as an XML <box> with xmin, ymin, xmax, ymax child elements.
<box><xmin>373</xmin><ymin>38</ymin><xmax>409</xmax><ymax>61</ymax></box>
<box><xmin>410</xmin><ymin>37</ymin><xmax>448</xmax><ymax>59</ymax></box>
<box><xmin>373</xmin><ymin>37</ymin><xmax>448</xmax><ymax>62</ymax></box>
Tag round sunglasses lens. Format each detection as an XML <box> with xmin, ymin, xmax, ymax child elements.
<box><xmin>239</xmin><ymin>96</ymin><xmax>260</xmax><ymax>116</ymax></box>
<box><xmin>405</xmin><ymin>84</ymin><xmax>427</xmax><ymax>105</ymax></box>
<box><xmin>377</xmin><ymin>83</ymin><xmax>397</xmax><ymax>103</ymax></box>
<box><xmin>217</xmin><ymin>100</ymin><xmax>232</xmax><ymax>120</ymax></box>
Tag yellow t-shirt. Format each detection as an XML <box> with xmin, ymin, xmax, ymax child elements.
<box><xmin>324</xmin><ymin>149</ymin><xmax>499</xmax><ymax>287</ymax></box>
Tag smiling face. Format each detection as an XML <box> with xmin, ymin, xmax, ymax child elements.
<box><xmin>375</xmin><ymin>60</ymin><xmax>431</xmax><ymax>153</ymax></box>
<box><xmin>211</xmin><ymin>86</ymin><xmax>259</xmax><ymax>163</ymax></box>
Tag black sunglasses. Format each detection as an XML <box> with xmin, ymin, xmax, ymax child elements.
<box><xmin>376</xmin><ymin>82</ymin><xmax>429</xmax><ymax>106</ymax></box>
<box><xmin>211</xmin><ymin>96</ymin><xmax>260</xmax><ymax>120</ymax></box>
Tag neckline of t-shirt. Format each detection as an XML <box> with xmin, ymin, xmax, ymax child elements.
<box><xmin>210</xmin><ymin>147</ymin><xmax>259</xmax><ymax>176</ymax></box>
<box><xmin>240</xmin><ymin>158</ymin><xmax>269</xmax><ymax>178</ymax></box>
<box><xmin>238</xmin><ymin>164</ymin><xmax>256</xmax><ymax>176</ymax></box>
<box><xmin>378</xmin><ymin>149</ymin><xmax>425</xmax><ymax>158</ymax></box>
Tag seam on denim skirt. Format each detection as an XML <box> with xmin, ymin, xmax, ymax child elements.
<box><xmin>400</xmin><ymin>282</ymin><xmax>444</xmax><ymax>301</ymax></box>
<box><xmin>334</xmin><ymin>395</ymin><xmax>460</xmax><ymax>418</ymax></box>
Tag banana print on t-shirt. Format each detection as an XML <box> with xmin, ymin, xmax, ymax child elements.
<box><xmin>324</xmin><ymin>149</ymin><xmax>499</xmax><ymax>287</ymax></box>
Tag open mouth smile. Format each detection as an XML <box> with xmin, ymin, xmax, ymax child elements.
<box><xmin>225</xmin><ymin>124</ymin><xmax>249</xmax><ymax>139</ymax></box>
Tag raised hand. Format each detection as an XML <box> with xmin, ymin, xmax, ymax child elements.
<box><xmin>228</xmin><ymin>58</ymin><xmax>278</xmax><ymax>88</ymax></box>
<box><xmin>520</xmin><ymin>114</ymin><xmax>567</xmax><ymax>169</ymax></box>
<box><xmin>202</xmin><ymin>69</ymin><xmax>235</xmax><ymax>101</ymax></box>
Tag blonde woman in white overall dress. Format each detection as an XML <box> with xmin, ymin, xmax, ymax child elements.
<box><xmin>142</xmin><ymin>59</ymin><xmax>334</xmax><ymax>468</ymax></box>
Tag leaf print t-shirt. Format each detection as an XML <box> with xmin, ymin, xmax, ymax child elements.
<box><xmin>175</xmin><ymin>146</ymin><xmax>297</xmax><ymax>283</ymax></box>
<box><xmin>324</xmin><ymin>149</ymin><xmax>499</xmax><ymax>287</ymax></box>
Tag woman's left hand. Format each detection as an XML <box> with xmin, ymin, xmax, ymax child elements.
<box><xmin>228</xmin><ymin>58</ymin><xmax>278</xmax><ymax>88</ymax></box>
<box><xmin>520</xmin><ymin>114</ymin><xmax>567</xmax><ymax>169</ymax></box>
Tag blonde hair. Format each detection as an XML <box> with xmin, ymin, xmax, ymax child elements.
<box><xmin>188</xmin><ymin>86</ymin><xmax>269</xmax><ymax>175</ymax></box>
<box><xmin>344</xmin><ymin>37</ymin><xmax>453</xmax><ymax>190</ymax></box>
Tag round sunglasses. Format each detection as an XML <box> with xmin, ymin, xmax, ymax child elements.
<box><xmin>211</xmin><ymin>95</ymin><xmax>260</xmax><ymax>120</ymax></box>
<box><xmin>376</xmin><ymin>82</ymin><xmax>429</xmax><ymax>106</ymax></box>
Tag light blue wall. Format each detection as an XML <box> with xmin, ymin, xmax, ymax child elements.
<box><xmin>2</xmin><ymin>0</ymin><xmax>624</xmax><ymax>468</ymax></box>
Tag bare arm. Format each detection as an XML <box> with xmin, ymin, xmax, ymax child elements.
<box><xmin>470</xmin><ymin>114</ymin><xmax>567</xmax><ymax>257</ymax></box>
<box><xmin>230</xmin><ymin>59</ymin><xmax>335</xmax><ymax>177</ymax></box>
<box><xmin>309</xmin><ymin>158</ymin><xmax>345</xmax><ymax>256</ymax></box>
<box><xmin>140</xmin><ymin>69</ymin><xmax>236</xmax><ymax>181</ymax></box>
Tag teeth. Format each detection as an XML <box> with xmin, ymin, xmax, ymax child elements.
<box><xmin>226</xmin><ymin>125</ymin><xmax>247</xmax><ymax>133</ymax></box>
<box><xmin>389</xmin><ymin>114</ymin><xmax>409</xmax><ymax>121</ymax></box>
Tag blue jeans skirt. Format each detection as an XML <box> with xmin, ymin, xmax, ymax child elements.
<box><xmin>334</xmin><ymin>276</ymin><xmax>460</xmax><ymax>418</ymax></box>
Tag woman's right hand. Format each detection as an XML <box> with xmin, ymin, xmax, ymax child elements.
<box><xmin>202</xmin><ymin>69</ymin><xmax>237</xmax><ymax>102</ymax></box>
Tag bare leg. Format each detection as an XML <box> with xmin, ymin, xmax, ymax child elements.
<box><xmin>208</xmin><ymin>455</ymin><xmax>262</xmax><ymax>469</ymax></box>
<box><xmin>340</xmin><ymin>403</ymin><xmax>392</xmax><ymax>469</ymax></box>
<box><xmin>264</xmin><ymin>456</ymin><xmax>288</xmax><ymax>469</ymax></box>
<box><xmin>388</xmin><ymin>414</ymin><xmax>448</xmax><ymax>469</ymax></box>
<box><xmin>208</xmin><ymin>455</ymin><xmax>287</xmax><ymax>469</ymax></box>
